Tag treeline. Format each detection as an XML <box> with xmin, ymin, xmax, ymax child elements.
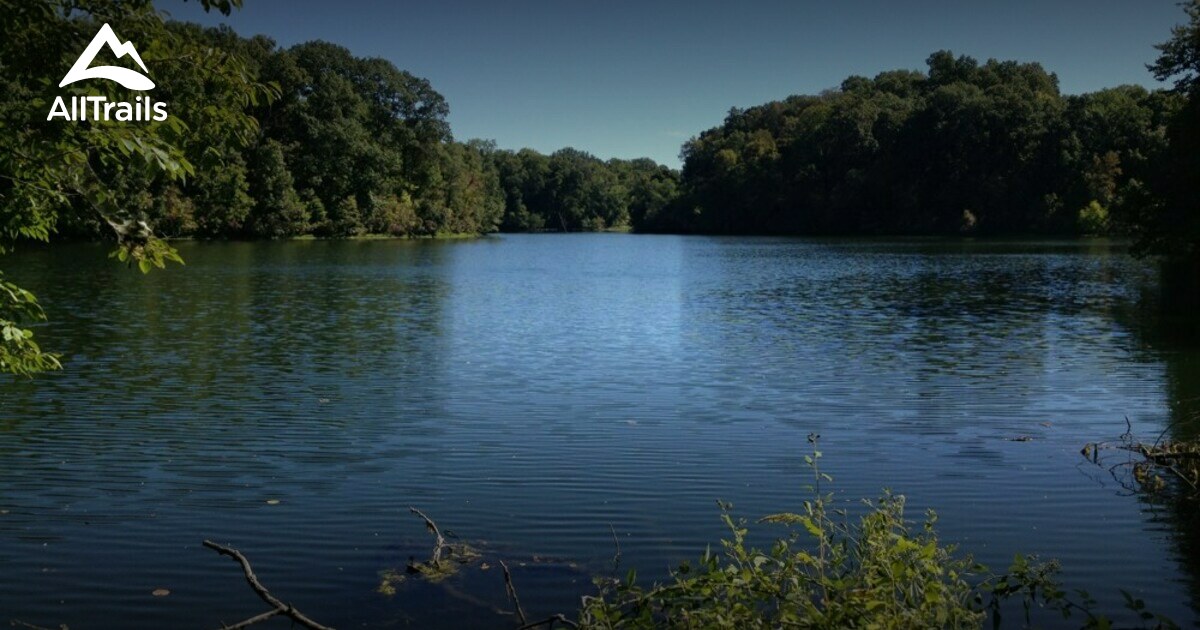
<box><xmin>54</xmin><ymin>23</ymin><xmax>680</xmax><ymax>240</ymax></box>
<box><xmin>67</xmin><ymin>25</ymin><xmax>505</xmax><ymax>239</ymax></box>
<box><xmin>654</xmin><ymin>51</ymin><xmax>1186</xmax><ymax>237</ymax></box>
<box><xmin>37</xmin><ymin>14</ymin><xmax>1200</xmax><ymax>249</ymax></box>
<box><xmin>492</xmin><ymin>149</ymin><xmax>679</xmax><ymax>232</ymax></box>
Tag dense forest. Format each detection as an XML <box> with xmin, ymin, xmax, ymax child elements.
<box><xmin>658</xmin><ymin>54</ymin><xmax>1183</xmax><ymax>238</ymax></box>
<box><xmin>2</xmin><ymin>1</ymin><xmax>1198</xmax><ymax>251</ymax></box>
<box><xmin>57</xmin><ymin>29</ymin><xmax>1193</xmax><ymax>243</ymax></box>
<box><xmin>11</xmin><ymin>13</ymin><xmax>1197</xmax><ymax>247</ymax></box>
<box><xmin>30</xmin><ymin>22</ymin><xmax>682</xmax><ymax>240</ymax></box>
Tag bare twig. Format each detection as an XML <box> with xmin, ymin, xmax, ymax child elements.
<box><xmin>500</xmin><ymin>560</ymin><xmax>528</xmax><ymax>625</ymax></box>
<box><xmin>410</xmin><ymin>507</ymin><xmax>446</xmax><ymax>566</ymax></box>
<box><xmin>202</xmin><ymin>540</ymin><xmax>334</xmax><ymax>630</ymax></box>
<box><xmin>1084</xmin><ymin>421</ymin><xmax>1200</xmax><ymax>496</ymax></box>
<box><xmin>499</xmin><ymin>561</ymin><xmax>580</xmax><ymax>629</ymax></box>
<box><xmin>218</xmin><ymin>609</ymin><xmax>282</xmax><ymax>630</ymax></box>
<box><xmin>609</xmin><ymin>524</ymin><xmax>622</xmax><ymax>572</ymax></box>
<box><xmin>515</xmin><ymin>614</ymin><xmax>579</xmax><ymax>630</ymax></box>
<box><xmin>435</xmin><ymin>582</ymin><xmax>510</xmax><ymax>617</ymax></box>
<box><xmin>9</xmin><ymin>620</ymin><xmax>66</xmax><ymax>630</ymax></box>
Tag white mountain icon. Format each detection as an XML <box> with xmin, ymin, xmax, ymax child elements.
<box><xmin>59</xmin><ymin>23</ymin><xmax>155</xmax><ymax>91</ymax></box>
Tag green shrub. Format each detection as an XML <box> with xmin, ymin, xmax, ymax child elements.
<box><xmin>1079</xmin><ymin>200</ymin><xmax>1111</xmax><ymax>235</ymax></box>
<box><xmin>574</xmin><ymin>437</ymin><xmax>1176</xmax><ymax>630</ymax></box>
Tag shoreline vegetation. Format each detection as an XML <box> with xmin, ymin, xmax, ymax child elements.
<box><xmin>227</xmin><ymin>431</ymin><xmax>1200</xmax><ymax>630</ymax></box>
<box><xmin>13</xmin><ymin>436</ymin><xmax>1190</xmax><ymax>630</ymax></box>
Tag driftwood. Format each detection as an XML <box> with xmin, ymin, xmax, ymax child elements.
<box><xmin>1082</xmin><ymin>417</ymin><xmax>1200</xmax><ymax>496</ymax></box>
<box><xmin>202</xmin><ymin>540</ymin><xmax>334</xmax><ymax>630</ymax></box>
<box><xmin>609</xmin><ymin>524</ymin><xmax>622</xmax><ymax>572</ymax></box>
<box><xmin>499</xmin><ymin>554</ymin><xmax>581</xmax><ymax>628</ymax></box>
<box><xmin>500</xmin><ymin>560</ymin><xmax>528</xmax><ymax>625</ymax></box>
<box><xmin>9</xmin><ymin>620</ymin><xmax>67</xmax><ymax>630</ymax></box>
<box><xmin>410</xmin><ymin>507</ymin><xmax>447</xmax><ymax>566</ymax></box>
<box><xmin>515</xmin><ymin>614</ymin><xmax>579</xmax><ymax>630</ymax></box>
<box><xmin>403</xmin><ymin>508</ymin><xmax>579</xmax><ymax>628</ymax></box>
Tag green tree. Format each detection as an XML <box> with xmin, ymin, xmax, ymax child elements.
<box><xmin>545</xmin><ymin>148</ymin><xmax>625</xmax><ymax>231</ymax></box>
<box><xmin>671</xmin><ymin>50</ymin><xmax>1173</xmax><ymax>239</ymax></box>
<box><xmin>489</xmin><ymin>147</ymin><xmax>671</xmax><ymax>233</ymax></box>
<box><xmin>619</xmin><ymin>158</ymin><xmax>681</xmax><ymax>232</ymax></box>
<box><xmin>245</xmin><ymin>139</ymin><xmax>309</xmax><ymax>237</ymax></box>
<box><xmin>1140</xmin><ymin>0</ymin><xmax>1200</xmax><ymax>261</ymax></box>
<box><xmin>0</xmin><ymin>0</ymin><xmax>265</xmax><ymax>376</ymax></box>
<box><xmin>1150</xmin><ymin>0</ymin><xmax>1200</xmax><ymax>95</ymax></box>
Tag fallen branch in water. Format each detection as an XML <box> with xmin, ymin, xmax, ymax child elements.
<box><xmin>410</xmin><ymin>507</ymin><xmax>446</xmax><ymax>566</ymax></box>
<box><xmin>400</xmin><ymin>509</ymin><xmax>578</xmax><ymax>627</ymax></box>
<box><xmin>216</xmin><ymin>609</ymin><xmax>283</xmax><ymax>630</ymax></box>
<box><xmin>9</xmin><ymin>620</ymin><xmax>67</xmax><ymax>630</ymax></box>
<box><xmin>496</xmin><ymin>548</ymin><xmax>581</xmax><ymax>628</ymax></box>
<box><xmin>1082</xmin><ymin>418</ymin><xmax>1200</xmax><ymax>497</ymax></box>
<box><xmin>608</xmin><ymin>524</ymin><xmax>621</xmax><ymax>572</ymax></box>
<box><xmin>515</xmin><ymin>614</ymin><xmax>579</xmax><ymax>630</ymax></box>
<box><xmin>385</xmin><ymin>508</ymin><xmax>482</xmax><ymax>589</ymax></box>
<box><xmin>202</xmin><ymin>540</ymin><xmax>334</xmax><ymax>630</ymax></box>
<box><xmin>500</xmin><ymin>560</ymin><xmax>528</xmax><ymax>625</ymax></box>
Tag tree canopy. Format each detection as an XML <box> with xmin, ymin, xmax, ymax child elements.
<box><xmin>1139</xmin><ymin>0</ymin><xmax>1200</xmax><ymax>259</ymax></box>
<box><xmin>1</xmin><ymin>0</ymin><xmax>265</xmax><ymax>375</ymax></box>
<box><xmin>652</xmin><ymin>52</ymin><xmax>1184</xmax><ymax>240</ymax></box>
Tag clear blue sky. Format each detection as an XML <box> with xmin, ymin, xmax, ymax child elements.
<box><xmin>160</xmin><ymin>0</ymin><xmax>1187</xmax><ymax>167</ymax></box>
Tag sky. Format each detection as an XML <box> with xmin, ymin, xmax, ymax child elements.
<box><xmin>160</xmin><ymin>0</ymin><xmax>1188</xmax><ymax>168</ymax></box>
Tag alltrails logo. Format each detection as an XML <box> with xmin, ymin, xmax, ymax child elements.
<box><xmin>47</xmin><ymin>23</ymin><xmax>168</xmax><ymax>122</ymax></box>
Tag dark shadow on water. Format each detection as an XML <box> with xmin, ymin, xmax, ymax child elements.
<box><xmin>1113</xmin><ymin>260</ymin><xmax>1200</xmax><ymax>619</ymax></box>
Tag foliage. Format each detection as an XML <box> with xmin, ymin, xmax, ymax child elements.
<box><xmin>490</xmin><ymin>147</ymin><xmax>680</xmax><ymax>233</ymax></box>
<box><xmin>30</xmin><ymin>23</ymin><xmax>523</xmax><ymax>242</ymax></box>
<box><xmin>0</xmin><ymin>0</ymin><xmax>268</xmax><ymax>375</ymax></box>
<box><xmin>8</xmin><ymin>1</ymin><xmax>1192</xmax><ymax>257</ymax></box>
<box><xmin>656</xmin><ymin>53</ymin><xmax>1182</xmax><ymax>237</ymax></box>
<box><xmin>1079</xmin><ymin>200</ymin><xmax>1111</xmax><ymax>235</ymax></box>
<box><xmin>574</xmin><ymin>437</ymin><xmax>1177</xmax><ymax>629</ymax></box>
<box><xmin>580</xmin><ymin>499</ymin><xmax>982</xmax><ymax>628</ymax></box>
<box><xmin>0</xmin><ymin>273</ymin><xmax>60</xmax><ymax>377</ymax></box>
<box><xmin>244</xmin><ymin>138</ymin><xmax>309</xmax><ymax>238</ymax></box>
<box><xmin>1135</xmin><ymin>0</ymin><xmax>1200</xmax><ymax>259</ymax></box>
<box><xmin>0</xmin><ymin>0</ymin><xmax>267</xmax><ymax>247</ymax></box>
<box><xmin>1150</xmin><ymin>0</ymin><xmax>1200</xmax><ymax>94</ymax></box>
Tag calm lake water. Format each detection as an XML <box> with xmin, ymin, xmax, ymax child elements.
<box><xmin>2</xmin><ymin>234</ymin><xmax>1198</xmax><ymax>628</ymax></box>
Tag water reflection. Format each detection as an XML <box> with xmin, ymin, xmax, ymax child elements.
<box><xmin>1113</xmin><ymin>284</ymin><xmax>1200</xmax><ymax>619</ymax></box>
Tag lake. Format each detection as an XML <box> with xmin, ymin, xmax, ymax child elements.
<box><xmin>1</xmin><ymin>234</ymin><xmax>1197</xmax><ymax>628</ymax></box>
